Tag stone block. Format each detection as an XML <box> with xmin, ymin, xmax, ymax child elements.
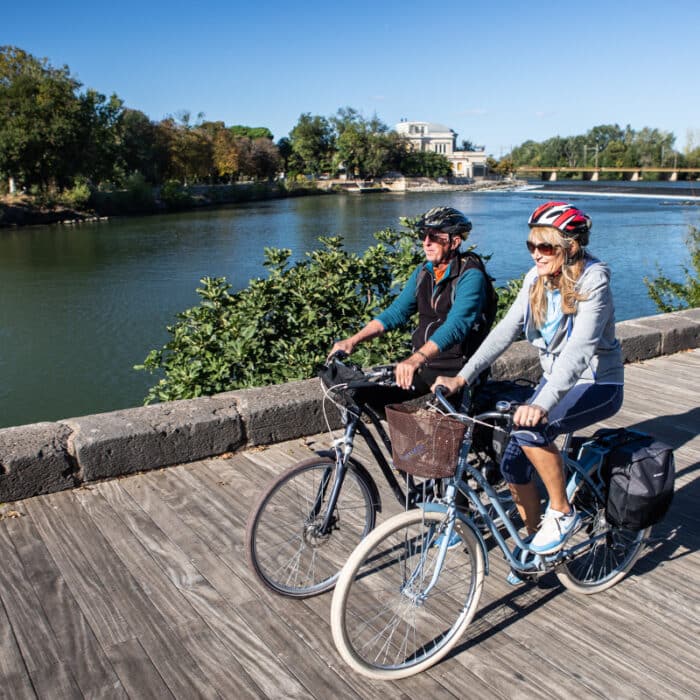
<box><xmin>615</xmin><ymin>321</ymin><xmax>662</xmax><ymax>362</ymax></box>
<box><xmin>232</xmin><ymin>378</ymin><xmax>340</xmax><ymax>446</ymax></box>
<box><xmin>0</xmin><ymin>423</ymin><xmax>76</xmax><ymax>502</ymax></box>
<box><xmin>490</xmin><ymin>341</ymin><xmax>542</xmax><ymax>383</ymax></box>
<box><xmin>63</xmin><ymin>397</ymin><xmax>244</xmax><ymax>482</ymax></box>
<box><xmin>622</xmin><ymin>311</ymin><xmax>700</xmax><ymax>357</ymax></box>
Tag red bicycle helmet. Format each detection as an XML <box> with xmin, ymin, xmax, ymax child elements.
<box><xmin>528</xmin><ymin>201</ymin><xmax>591</xmax><ymax>246</ymax></box>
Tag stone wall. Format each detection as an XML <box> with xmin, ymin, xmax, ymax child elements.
<box><xmin>1</xmin><ymin>309</ymin><xmax>698</xmax><ymax>503</ymax></box>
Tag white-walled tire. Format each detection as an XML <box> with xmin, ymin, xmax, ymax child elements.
<box><xmin>330</xmin><ymin>509</ymin><xmax>484</xmax><ymax>679</ymax></box>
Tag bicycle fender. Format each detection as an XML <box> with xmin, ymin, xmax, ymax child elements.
<box><xmin>315</xmin><ymin>450</ymin><xmax>383</xmax><ymax>515</ymax></box>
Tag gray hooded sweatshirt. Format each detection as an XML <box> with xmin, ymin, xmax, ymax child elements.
<box><xmin>458</xmin><ymin>256</ymin><xmax>623</xmax><ymax>414</ymax></box>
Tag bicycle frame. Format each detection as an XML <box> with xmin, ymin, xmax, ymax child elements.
<box><xmin>316</xmin><ymin>400</ymin><xmax>429</xmax><ymax>535</ymax></box>
<box><xmin>431</xmin><ymin>415</ymin><xmax>612</xmax><ymax>578</ymax></box>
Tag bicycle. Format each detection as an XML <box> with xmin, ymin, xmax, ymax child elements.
<box><xmin>245</xmin><ymin>355</ymin><xmax>516</xmax><ymax>598</ymax></box>
<box><xmin>330</xmin><ymin>386</ymin><xmax>651</xmax><ymax>679</ymax></box>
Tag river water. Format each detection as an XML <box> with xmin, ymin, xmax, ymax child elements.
<box><xmin>1</xmin><ymin>183</ymin><xmax>697</xmax><ymax>428</ymax></box>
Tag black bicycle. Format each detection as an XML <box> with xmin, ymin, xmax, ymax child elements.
<box><xmin>245</xmin><ymin>354</ymin><xmax>519</xmax><ymax>597</ymax></box>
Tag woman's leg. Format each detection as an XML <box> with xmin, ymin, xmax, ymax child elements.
<box><xmin>520</xmin><ymin>443</ymin><xmax>570</xmax><ymax>513</ymax></box>
<box><xmin>508</xmin><ymin>480</ymin><xmax>541</xmax><ymax>534</ymax></box>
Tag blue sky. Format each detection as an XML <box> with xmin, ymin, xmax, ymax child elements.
<box><xmin>4</xmin><ymin>0</ymin><xmax>699</xmax><ymax>156</ymax></box>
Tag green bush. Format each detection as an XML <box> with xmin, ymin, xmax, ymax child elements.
<box><xmin>645</xmin><ymin>226</ymin><xmax>700</xmax><ymax>311</ymax></box>
<box><xmin>160</xmin><ymin>179</ymin><xmax>194</xmax><ymax>210</ymax></box>
<box><xmin>136</xmin><ymin>221</ymin><xmax>520</xmax><ymax>403</ymax></box>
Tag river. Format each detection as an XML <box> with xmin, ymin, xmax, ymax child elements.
<box><xmin>1</xmin><ymin>183</ymin><xmax>697</xmax><ymax>428</ymax></box>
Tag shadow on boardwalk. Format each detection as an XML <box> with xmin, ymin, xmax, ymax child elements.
<box><xmin>0</xmin><ymin>351</ymin><xmax>698</xmax><ymax>698</ymax></box>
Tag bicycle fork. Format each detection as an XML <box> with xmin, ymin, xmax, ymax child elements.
<box><xmin>313</xmin><ymin>423</ymin><xmax>356</xmax><ymax>535</ymax></box>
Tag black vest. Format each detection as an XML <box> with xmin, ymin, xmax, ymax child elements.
<box><xmin>412</xmin><ymin>253</ymin><xmax>489</xmax><ymax>374</ymax></box>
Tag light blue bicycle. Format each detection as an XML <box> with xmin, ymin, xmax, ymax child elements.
<box><xmin>330</xmin><ymin>387</ymin><xmax>650</xmax><ymax>679</ymax></box>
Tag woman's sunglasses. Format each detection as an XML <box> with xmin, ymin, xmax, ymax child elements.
<box><xmin>526</xmin><ymin>241</ymin><xmax>559</xmax><ymax>255</ymax></box>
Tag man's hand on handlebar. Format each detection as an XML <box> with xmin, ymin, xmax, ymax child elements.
<box><xmin>395</xmin><ymin>356</ymin><xmax>423</xmax><ymax>390</ymax></box>
<box><xmin>327</xmin><ymin>339</ymin><xmax>355</xmax><ymax>362</ymax></box>
<box><xmin>430</xmin><ymin>375</ymin><xmax>466</xmax><ymax>396</ymax></box>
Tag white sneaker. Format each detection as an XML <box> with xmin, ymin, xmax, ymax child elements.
<box><xmin>530</xmin><ymin>507</ymin><xmax>581</xmax><ymax>554</ymax></box>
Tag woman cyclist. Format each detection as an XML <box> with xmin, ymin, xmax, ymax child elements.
<box><xmin>434</xmin><ymin>202</ymin><xmax>624</xmax><ymax>556</ymax></box>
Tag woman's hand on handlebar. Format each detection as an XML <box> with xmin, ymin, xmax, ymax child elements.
<box><xmin>513</xmin><ymin>403</ymin><xmax>548</xmax><ymax>427</ymax></box>
<box><xmin>430</xmin><ymin>375</ymin><xmax>466</xmax><ymax>396</ymax></box>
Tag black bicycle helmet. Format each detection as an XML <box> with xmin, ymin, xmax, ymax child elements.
<box><xmin>528</xmin><ymin>201</ymin><xmax>591</xmax><ymax>246</ymax></box>
<box><xmin>419</xmin><ymin>206</ymin><xmax>472</xmax><ymax>238</ymax></box>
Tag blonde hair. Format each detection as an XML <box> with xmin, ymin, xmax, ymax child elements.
<box><xmin>528</xmin><ymin>226</ymin><xmax>587</xmax><ymax>328</ymax></box>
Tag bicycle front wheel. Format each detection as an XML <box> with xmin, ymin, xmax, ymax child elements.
<box><xmin>557</xmin><ymin>464</ymin><xmax>650</xmax><ymax>594</ymax></box>
<box><xmin>245</xmin><ymin>457</ymin><xmax>377</xmax><ymax>597</ymax></box>
<box><xmin>331</xmin><ymin>509</ymin><xmax>484</xmax><ymax>680</ymax></box>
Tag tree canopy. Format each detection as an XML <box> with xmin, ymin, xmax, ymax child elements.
<box><xmin>508</xmin><ymin>123</ymin><xmax>678</xmax><ymax>172</ymax></box>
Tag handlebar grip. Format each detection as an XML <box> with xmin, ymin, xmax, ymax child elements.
<box><xmin>433</xmin><ymin>385</ymin><xmax>455</xmax><ymax>412</ymax></box>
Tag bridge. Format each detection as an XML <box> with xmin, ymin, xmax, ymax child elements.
<box><xmin>0</xmin><ymin>313</ymin><xmax>698</xmax><ymax>697</ymax></box>
<box><xmin>516</xmin><ymin>166</ymin><xmax>700</xmax><ymax>182</ymax></box>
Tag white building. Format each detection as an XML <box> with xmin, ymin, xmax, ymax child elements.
<box><xmin>395</xmin><ymin>120</ymin><xmax>488</xmax><ymax>178</ymax></box>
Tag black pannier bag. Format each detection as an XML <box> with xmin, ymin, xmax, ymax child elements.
<box><xmin>592</xmin><ymin>428</ymin><xmax>675</xmax><ymax>531</ymax></box>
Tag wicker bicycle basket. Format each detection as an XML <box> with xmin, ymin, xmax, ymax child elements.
<box><xmin>385</xmin><ymin>403</ymin><xmax>466</xmax><ymax>479</ymax></box>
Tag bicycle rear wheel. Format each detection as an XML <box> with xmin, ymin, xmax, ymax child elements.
<box><xmin>246</xmin><ymin>457</ymin><xmax>377</xmax><ymax>597</ymax></box>
<box><xmin>330</xmin><ymin>509</ymin><xmax>484</xmax><ymax>679</ymax></box>
<box><xmin>557</xmin><ymin>464</ymin><xmax>650</xmax><ymax>594</ymax></box>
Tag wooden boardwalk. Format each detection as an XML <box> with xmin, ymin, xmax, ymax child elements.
<box><xmin>1</xmin><ymin>350</ymin><xmax>698</xmax><ymax>699</ymax></box>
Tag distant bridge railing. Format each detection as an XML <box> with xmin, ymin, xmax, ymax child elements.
<box><xmin>515</xmin><ymin>166</ymin><xmax>700</xmax><ymax>182</ymax></box>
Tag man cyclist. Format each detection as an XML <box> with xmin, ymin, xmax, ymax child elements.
<box><xmin>329</xmin><ymin>206</ymin><xmax>494</xmax><ymax>402</ymax></box>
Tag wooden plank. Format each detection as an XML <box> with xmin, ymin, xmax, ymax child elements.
<box><xmin>176</xmin><ymin>626</ymin><xmax>266</xmax><ymax>700</ymax></box>
<box><xmin>105</xmin><ymin>638</ymin><xmax>175</xmax><ymax>700</ymax></box>
<box><xmin>0</xmin><ymin>523</ymin><xmax>61</xmax><ymax>671</ymax></box>
<box><xmin>29</xmin><ymin>663</ymin><xmax>82</xmax><ymax>700</ymax></box>
<box><xmin>116</xmin><ymin>476</ymin><xmax>312</xmax><ymax>698</ymax></box>
<box><xmin>72</xmin><ymin>482</ymin><xmax>200</xmax><ymax>629</ymax></box>
<box><xmin>235</xmin><ymin>597</ymin><xmax>365</xmax><ymax>700</ymax></box>
<box><xmin>22</xmin><ymin>496</ymin><xmax>134</xmax><ymax>648</ymax></box>
<box><xmin>116</xmin><ymin>475</ymin><xmax>258</xmax><ymax>603</ymax></box>
<box><xmin>4</xmin><ymin>512</ymin><xmax>127</xmax><ymax>698</ymax></box>
<box><xmin>0</xmin><ymin>673</ymin><xmax>37</xmax><ymax>700</ymax></box>
<box><xmin>0</xmin><ymin>590</ymin><xmax>34</xmax><ymax>693</ymax></box>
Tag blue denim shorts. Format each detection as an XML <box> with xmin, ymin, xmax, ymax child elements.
<box><xmin>500</xmin><ymin>381</ymin><xmax>623</xmax><ymax>485</ymax></box>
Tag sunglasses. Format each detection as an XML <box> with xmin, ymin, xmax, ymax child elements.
<box><xmin>420</xmin><ymin>229</ymin><xmax>450</xmax><ymax>243</ymax></box>
<box><xmin>526</xmin><ymin>241</ymin><xmax>559</xmax><ymax>255</ymax></box>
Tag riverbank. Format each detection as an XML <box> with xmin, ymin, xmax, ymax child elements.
<box><xmin>0</xmin><ymin>181</ymin><xmax>333</xmax><ymax>229</ymax></box>
<box><xmin>1</xmin><ymin>178</ymin><xmax>519</xmax><ymax>228</ymax></box>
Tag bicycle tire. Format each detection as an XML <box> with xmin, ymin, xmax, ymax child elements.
<box><xmin>556</xmin><ymin>463</ymin><xmax>650</xmax><ymax>594</ymax></box>
<box><xmin>245</xmin><ymin>456</ymin><xmax>377</xmax><ymax>597</ymax></box>
<box><xmin>330</xmin><ymin>509</ymin><xmax>484</xmax><ymax>679</ymax></box>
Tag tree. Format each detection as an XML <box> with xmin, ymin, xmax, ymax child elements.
<box><xmin>645</xmin><ymin>226</ymin><xmax>700</xmax><ymax>311</ymax></box>
<box><xmin>157</xmin><ymin>114</ymin><xmax>214</xmax><ymax>184</ymax></box>
<box><xmin>0</xmin><ymin>46</ymin><xmax>83</xmax><ymax>190</ymax></box>
<box><xmin>120</xmin><ymin>109</ymin><xmax>167</xmax><ymax>183</ymax></box>
<box><xmin>248</xmin><ymin>137</ymin><xmax>281</xmax><ymax>180</ymax></box>
<box><xmin>399</xmin><ymin>150</ymin><xmax>451</xmax><ymax>177</ymax></box>
<box><xmin>212</xmin><ymin>127</ymin><xmax>239</xmax><ymax>181</ymax></box>
<box><xmin>331</xmin><ymin>108</ymin><xmax>405</xmax><ymax>179</ymax></box>
<box><xmin>276</xmin><ymin>136</ymin><xmax>293</xmax><ymax>174</ymax></box>
<box><xmin>75</xmin><ymin>89</ymin><xmax>124</xmax><ymax>184</ymax></box>
<box><xmin>230</xmin><ymin>125</ymin><xmax>274</xmax><ymax>140</ymax></box>
<box><xmin>289</xmin><ymin>113</ymin><xmax>334</xmax><ymax>177</ymax></box>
